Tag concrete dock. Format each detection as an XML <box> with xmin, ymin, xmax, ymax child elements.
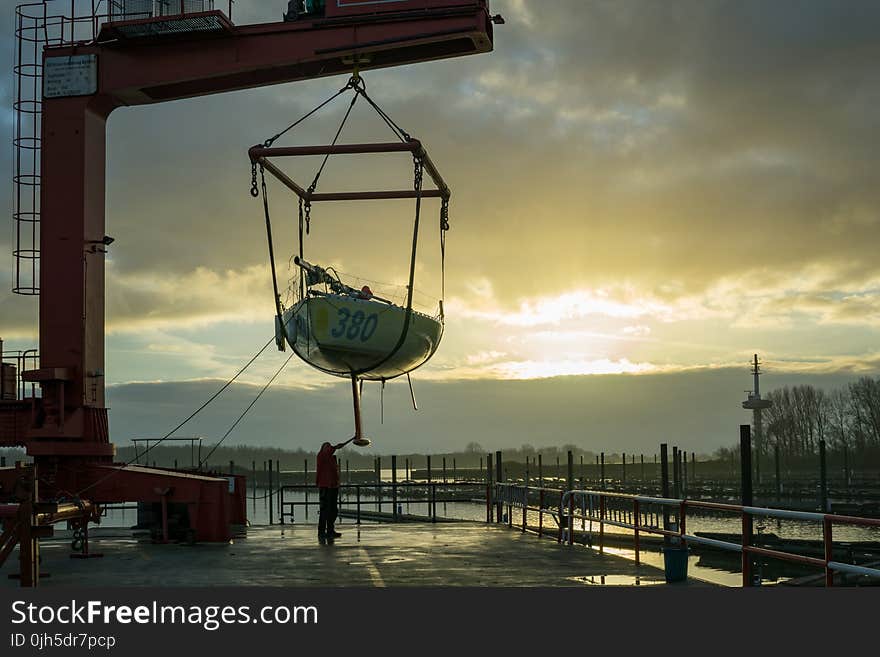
<box><xmin>1</xmin><ymin>522</ymin><xmax>713</xmax><ymax>587</ymax></box>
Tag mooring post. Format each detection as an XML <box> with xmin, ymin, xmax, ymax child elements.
<box><xmin>453</xmin><ymin>457</ymin><xmax>457</xmax><ymax>482</ymax></box>
<box><xmin>640</xmin><ymin>454</ymin><xmax>645</xmax><ymax>482</ymax></box>
<box><xmin>277</xmin><ymin>460</ymin><xmax>283</xmax><ymax>525</ymax></box>
<box><xmin>680</xmin><ymin>449</ymin><xmax>687</xmax><ymax>496</ymax></box>
<box><xmin>819</xmin><ymin>439</ymin><xmax>828</xmax><ymax>512</ymax></box>
<box><xmin>486</xmin><ymin>452</ymin><xmax>494</xmax><ymax>523</ymax></box>
<box><xmin>660</xmin><ymin>444</ymin><xmax>670</xmax><ymax>547</ymax></box>
<box><xmin>263</xmin><ymin>461</ymin><xmax>268</xmax><ymax>513</ymax></box>
<box><xmin>538</xmin><ymin>454</ymin><xmax>543</xmax><ymax>487</ymax></box>
<box><xmin>690</xmin><ymin>451</ymin><xmax>695</xmax><ymax>483</ymax></box>
<box><xmin>579</xmin><ymin>455</ymin><xmax>584</xmax><ymax>489</ymax></box>
<box><xmin>567</xmin><ymin>450</ymin><xmax>574</xmax><ymax>492</ymax></box>
<box><xmin>495</xmin><ymin>450</ymin><xmax>503</xmax><ymax>523</ymax></box>
<box><xmin>173</xmin><ymin>458</ymin><xmax>177</xmax><ymax>470</ymax></box>
<box><xmin>740</xmin><ymin>425</ymin><xmax>754</xmax><ymax>586</ymax></box>
<box><xmin>774</xmin><ymin>444</ymin><xmax>781</xmax><ymax>503</ymax></box>
<box><xmin>600</xmin><ymin>452</ymin><xmax>605</xmax><ymax>490</ymax></box>
<box><xmin>392</xmin><ymin>455</ymin><xmax>398</xmax><ymax>521</ymax></box>
<box><xmin>268</xmin><ymin>458</ymin><xmax>274</xmax><ymax>525</ymax></box>
<box><xmin>252</xmin><ymin>460</ymin><xmax>256</xmax><ymax>515</ymax></box>
<box><xmin>622</xmin><ymin>452</ymin><xmax>626</xmax><ymax>486</ymax></box>
<box><xmin>525</xmin><ymin>456</ymin><xmax>530</xmax><ymax>487</ymax></box>
<box><xmin>672</xmin><ymin>446</ymin><xmax>680</xmax><ymax>499</ymax></box>
<box><xmin>376</xmin><ymin>456</ymin><xmax>382</xmax><ymax>512</ymax></box>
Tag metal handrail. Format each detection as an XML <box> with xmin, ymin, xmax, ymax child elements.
<box><xmin>279</xmin><ymin>481</ymin><xmax>486</xmax><ymax>525</ymax></box>
<box><xmin>556</xmin><ymin>487</ymin><xmax>880</xmax><ymax>587</ymax></box>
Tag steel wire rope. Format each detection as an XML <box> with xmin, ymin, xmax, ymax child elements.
<box><xmin>199</xmin><ymin>351</ymin><xmax>295</xmax><ymax>468</ymax></box>
<box><xmin>256</xmin><ymin>75</ymin><xmax>445</xmax><ymax>381</ymax></box>
<box><xmin>74</xmin><ymin>336</ymin><xmax>276</xmax><ymax>497</ymax></box>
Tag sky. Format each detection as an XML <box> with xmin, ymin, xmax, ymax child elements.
<box><xmin>1</xmin><ymin>1</ymin><xmax>879</xmax><ymax>454</ymax></box>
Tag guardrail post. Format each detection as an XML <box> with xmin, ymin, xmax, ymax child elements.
<box><xmin>823</xmin><ymin>517</ymin><xmax>833</xmax><ymax>587</ymax></box>
<box><xmin>740</xmin><ymin>425</ymin><xmax>754</xmax><ymax>587</ymax></box>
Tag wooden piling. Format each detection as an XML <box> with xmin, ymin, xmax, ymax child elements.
<box><xmin>486</xmin><ymin>453</ymin><xmax>494</xmax><ymax>523</ymax></box>
<box><xmin>268</xmin><ymin>458</ymin><xmax>274</xmax><ymax>525</ymax></box>
<box><xmin>740</xmin><ymin>425</ymin><xmax>753</xmax><ymax>586</ymax></box>
<box><xmin>495</xmin><ymin>450</ymin><xmax>503</xmax><ymax>523</ymax></box>
<box><xmin>774</xmin><ymin>444</ymin><xmax>781</xmax><ymax>503</ymax></box>
<box><xmin>567</xmin><ymin>450</ymin><xmax>574</xmax><ymax>491</ymax></box>
<box><xmin>392</xmin><ymin>455</ymin><xmax>398</xmax><ymax>521</ymax></box>
<box><xmin>660</xmin><ymin>444</ymin><xmax>670</xmax><ymax>547</ymax></box>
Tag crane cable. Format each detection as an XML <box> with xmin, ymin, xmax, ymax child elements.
<box><xmin>199</xmin><ymin>351</ymin><xmax>295</xmax><ymax>469</ymax></box>
<box><xmin>255</xmin><ymin>75</ymin><xmax>446</xmax><ymax>380</ymax></box>
<box><xmin>75</xmin><ymin>336</ymin><xmax>276</xmax><ymax>497</ymax></box>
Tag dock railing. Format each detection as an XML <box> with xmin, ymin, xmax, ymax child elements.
<box><xmin>494</xmin><ymin>483</ymin><xmax>880</xmax><ymax>587</ymax></box>
<box><xmin>280</xmin><ymin>481</ymin><xmax>485</xmax><ymax>525</ymax></box>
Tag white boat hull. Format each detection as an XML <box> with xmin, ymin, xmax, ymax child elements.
<box><xmin>280</xmin><ymin>294</ymin><xmax>443</xmax><ymax>380</ymax></box>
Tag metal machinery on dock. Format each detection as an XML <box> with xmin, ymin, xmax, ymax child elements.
<box><xmin>0</xmin><ymin>0</ymin><xmax>500</xmax><ymax>585</ymax></box>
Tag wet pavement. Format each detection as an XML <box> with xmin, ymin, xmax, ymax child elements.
<box><xmin>2</xmin><ymin>522</ymin><xmax>715</xmax><ymax>587</ymax></box>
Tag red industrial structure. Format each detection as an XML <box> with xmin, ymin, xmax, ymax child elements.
<box><xmin>0</xmin><ymin>0</ymin><xmax>498</xmax><ymax>585</ymax></box>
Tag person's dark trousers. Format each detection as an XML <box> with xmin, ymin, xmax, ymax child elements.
<box><xmin>318</xmin><ymin>487</ymin><xmax>339</xmax><ymax>537</ymax></box>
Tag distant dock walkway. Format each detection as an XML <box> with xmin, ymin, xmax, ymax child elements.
<box><xmin>1</xmin><ymin>522</ymin><xmax>713</xmax><ymax>587</ymax></box>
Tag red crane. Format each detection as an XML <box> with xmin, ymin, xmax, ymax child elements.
<box><xmin>0</xmin><ymin>0</ymin><xmax>499</xmax><ymax>585</ymax></box>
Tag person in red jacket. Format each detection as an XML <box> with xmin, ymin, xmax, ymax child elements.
<box><xmin>316</xmin><ymin>439</ymin><xmax>348</xmax><ymax>543</ymax></box>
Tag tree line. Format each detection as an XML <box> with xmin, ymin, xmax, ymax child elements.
<box><xmin>759</xmin><ymin>377</ymin><xmax>880</xmax><ymax>460</ymax></box>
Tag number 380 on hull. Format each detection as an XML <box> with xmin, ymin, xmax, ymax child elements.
<box><xmin>280</xmin><ymin>294</ymin><xmax>444</xmax><ymax>381</ymax></box>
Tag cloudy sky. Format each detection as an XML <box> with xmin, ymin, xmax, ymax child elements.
<box><xmin>1</xmin><ymin>1</ymin><xmax>879</xmax><ymax>453</ymax></box>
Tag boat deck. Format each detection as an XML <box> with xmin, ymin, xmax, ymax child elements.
<box><xmin>1</xmin><ymin>522</ymin><xmax>715</xmax><ymax>587</ymax></box>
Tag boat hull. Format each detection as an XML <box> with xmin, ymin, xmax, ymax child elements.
<box><xmin>280</xmin><ymin>295</ymin><xmax>442</xmax><ymax>380</ymax></box>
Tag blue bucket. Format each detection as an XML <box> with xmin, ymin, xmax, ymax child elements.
<box><xmin>662</xmin><ymin>546</ymin><xmax>689</xmax><ymax>583</ymax></box>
